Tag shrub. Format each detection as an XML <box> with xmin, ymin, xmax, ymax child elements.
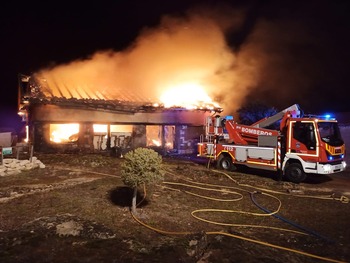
<box><xmin>121</xmin><ymin>147</ymin><xmax>165</xmax><ymax>188</ymax></box>
<box><xmin>120</xmin><ymin>147</ymin><xmax>165</xmax><ymax>213</ymax></box>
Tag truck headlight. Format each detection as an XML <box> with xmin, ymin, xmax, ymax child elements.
<box><xmin>342</xmin><ymin>161</ymin><xmax>347</xmax><ymax>169</ymax></box>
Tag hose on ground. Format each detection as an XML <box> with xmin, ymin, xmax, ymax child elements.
<box><xmin>250</xmin><ymin>191</ymin><xmax>336</xmax><ymax>244</ymax></box>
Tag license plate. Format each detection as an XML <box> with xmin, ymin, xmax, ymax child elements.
<box><xmin>333</xmin><ymin>164</ymin><xmax>342</xmax><ymax>170</ymax></box>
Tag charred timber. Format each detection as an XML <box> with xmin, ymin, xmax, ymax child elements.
<box><xmin>26</xmin><ymin>97</ymin><xmax>223</xmax><ymax>114</ymax></box>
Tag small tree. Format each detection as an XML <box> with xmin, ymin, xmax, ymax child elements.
<box><xmin>121</xmin><ymin>147</ymin><xmax>165</xmax><ymax>214</ymax></box>
<box><xmin>237</xmin><ymin>102</ymin><xmax>279</xmax><ymax>129</ymax></box>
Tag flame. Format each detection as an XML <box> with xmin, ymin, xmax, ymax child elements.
<box><xmin>24</xmin><ymin>125</ymin><xmax>29</xmax><ymax>143</ymax></box>
<box><xmin>151</xmin><ymin>139</ymin><xmax>162</xmax><ymax>147</ymax></box>
<box><xmin>93</xmin><ymin>124</ymin><xmax>107</xmax><ymax>133</ymax></box>
<box><xmin>50</xmin><ymin>124</ymin><xmax>79</xmax><ymax>143</ymax></box>
<box><xmin>160</xmin><ymin>82</ymin><xmax>219</xmax><ymax>109</ymax></box>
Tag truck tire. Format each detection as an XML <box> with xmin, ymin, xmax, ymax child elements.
<box><xmin>217</xmin><ymin>155</ymin><xmax>233</xmax><ymax>171</ymax></box>
<box><xmin>285</xmin><ymin>163</ymin><xmax>306</xmax><ymax>183</ymax></box>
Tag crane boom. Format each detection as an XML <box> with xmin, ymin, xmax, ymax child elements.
<box><xmin>251</xmin><ymin>104</ymin><xmax>301</xmax><ymax>128</ymax></box>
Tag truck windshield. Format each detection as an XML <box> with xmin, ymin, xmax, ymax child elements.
<box><xmin>318</xmin><ymin>122</ymin><xmax>344</xmax><ymax>146</ymax></box>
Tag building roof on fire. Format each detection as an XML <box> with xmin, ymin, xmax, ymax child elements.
<box><xmin>19</xmin><ymin>74</ymin><xmax>223</xmax><ymax>114</ymax></box>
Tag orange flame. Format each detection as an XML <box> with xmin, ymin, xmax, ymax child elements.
<box><xmin>50</xmin><ymin>124</ymin><xmax>79</xmax><ymax>143</ymax></box>
<box><xmin>160</xmin><ymin>82</ymin><xmax>220</xmax><ymax>109</ymax></box>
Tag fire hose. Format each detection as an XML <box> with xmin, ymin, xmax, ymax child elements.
<box><xmin>249</xmin><ymin>191</ymin><xmax>336</xmax><ymax>243</ymax></box>
<box><xmin>54</xmin><ymin>167</ymin><xmax>348</xmax><ymax>262</ymax></box>
<box><xmin>130</xmin><ymin>173</ymin><xmax>348</xmax><ymax>262</ymax></box>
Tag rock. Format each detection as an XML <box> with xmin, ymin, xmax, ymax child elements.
<box><xmin>0</xmin><ymin>156</ymin><xmax>45</xmax><ymax>176</ymax></box>
<box><xmin>56</xmin><ymin>220</ymin><xmax>83</xmax><ymax>237</ymax></box>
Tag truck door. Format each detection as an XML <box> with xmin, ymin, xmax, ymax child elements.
<box><xmin>290</xmin><ymin>121</ymin><xmax>316</xmax><ymax>154</ymax></box>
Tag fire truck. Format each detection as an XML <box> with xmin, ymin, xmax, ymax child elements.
<box><xmin>197</xmin><ymin>104</ymin><xmax>347</xmax><ymax>183</ymax></box>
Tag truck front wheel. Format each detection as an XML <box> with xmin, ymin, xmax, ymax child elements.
<box><xmin>284</xmin><ymin>163</ymin><xmax>306</xmax><ymax>183</ymax></box>
<box><xmin>217</xmin><ymin>155</ymin><xmax>234</xmax><ymax>171</ymax></box>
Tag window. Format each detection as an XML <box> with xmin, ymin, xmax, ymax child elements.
<box><xmin>292</xmin><ymin>122</ymin><xmax>316</xmax><ymax>150</ymax></box>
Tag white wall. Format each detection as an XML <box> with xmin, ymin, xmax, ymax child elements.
<box><xmin>339</xmin><ymin>126</ymin><xmax>350</xmax><ymax>167</ymax></box>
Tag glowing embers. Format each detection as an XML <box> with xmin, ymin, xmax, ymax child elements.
<box><xmin>50</xmin><ymin>124</ymin><xmax>79</xmax><ymax>143</ymax></box>
<box><xmin>160</xmin><ymin>82</ymin><xmax>220</xmax><ymax>110</ymax></box>
<box><xmin>146</xmin><ymin>125</ymin><xmax>174</xmax><ymax>150</ymax></box>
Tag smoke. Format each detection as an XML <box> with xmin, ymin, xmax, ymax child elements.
<box><xmin>238</xmin><ymin>17</ymin><xmax>321</xmax><ymax>112</ymax></box>
<box><xmin>230</xmin><ymin>1</ymin><xmax>337</xmax><ymax>113</ymax></box>
<box><xmin>34</xmin><ymin>1</ymin><xmax>322</xmax><ymax>115</ymax></box>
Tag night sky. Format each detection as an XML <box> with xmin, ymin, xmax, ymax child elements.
<box><xmin>1</xmin><ymin>0</ymin><xmax>350</xmax><ymax>132</ymax></box>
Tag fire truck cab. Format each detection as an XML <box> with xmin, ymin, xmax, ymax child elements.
<box><xmin>197</xmin><ymin>104</ymin><xmax>347</xmax><ymax>183</ymax></box>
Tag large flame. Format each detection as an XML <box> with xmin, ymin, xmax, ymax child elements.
<box><xmin>160</xmin><ymin>82</ymin><xmax>220</xmax><ymax>109</ymax></box>
<box><xmin>32</xmin><ymin>6</ymin><xmax>256</xmax><ymax>114</ymax></box>
<box><xmin>50</xmin><ymin>124</ymin><xmax>79</xmax><ymax>143</ymax></box>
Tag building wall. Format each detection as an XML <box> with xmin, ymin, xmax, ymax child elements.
<box><xmin>28</xmin><ymin>104</ymin><xmax>210</xmax><ymax>126</ymax></box>
<box><xmin>28</xmin><ymin>104</ymin><xmax>212</xmax><ymax>155</ymax></box>
<box><xmin>339</xmin><ymin>126</ymin><xmax>350</xmax><ymax>166</ymax></box>
<box><xmin>176</xmin><ymin>125</ymin><xmax>204</xmax><ymax>154</ymax></box>
<box><xmin>334</xmin><ymin>112</ymin><xmax>350</xmax><ymax>167</ymax></box>
<box><xmin>132</xmin><ymin>125</ymin><xmax>147</xmax><ymax>149</ymax></box>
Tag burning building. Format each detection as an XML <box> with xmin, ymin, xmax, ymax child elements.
<box><xmin>17</xmin><ymin>74</ymin><xmax>222</xmax><ymax>156</ymax></box>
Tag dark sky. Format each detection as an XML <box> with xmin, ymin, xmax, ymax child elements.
<box><xmin>1</xmin><ymin>0</ymin><xmax>350</xmax><ymax>131</ymax></box>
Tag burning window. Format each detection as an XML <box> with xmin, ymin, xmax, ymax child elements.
<box><xmin>146</xmin><ymin>125</ymin><xmax>175</xmax><ymax>150</ymax></box>
<box><xmin>50</xmin><ymin>124</ymin><xmax>79</xmax><ymax>143</ymax></box>
<box><xmin>93</xmin><ymin>124</ymin><xmax>132</xmax><ymax>150</ymax></box>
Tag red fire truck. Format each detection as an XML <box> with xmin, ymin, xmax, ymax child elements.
<box><xmin>197</xmin><ymin>104</ymin><xmax>347</xmax><ymax>183</ymax></box>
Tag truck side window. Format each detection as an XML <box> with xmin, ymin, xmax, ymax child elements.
<box><xmin>292</xmin><ymin>122</ymin><xmax>316</xmax><ymax>150</ymax></box>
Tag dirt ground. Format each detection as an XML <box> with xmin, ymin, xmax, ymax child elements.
<box><xmin>0</xmin><ymin>153</ymin><xmax>349</xmax><ymax>263</ymax></box>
